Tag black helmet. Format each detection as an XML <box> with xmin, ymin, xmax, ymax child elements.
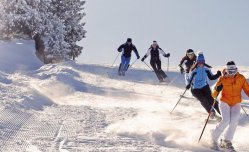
<box><xmin>186</xmin><ymin>49</ymin><xmax>194</xmax><ymax>54</ymax></box>
<box><xmin>127</xmin><ymin>38</ymin><xmax>132</xmax><ymax>43</ymax></box>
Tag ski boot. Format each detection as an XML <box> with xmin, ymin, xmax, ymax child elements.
<box><xmin>159</xmin><ymin>78</ymin><xmax>164</xmax><ymax>83</ymax></box>
<box><xmin>220</xmin><ymin>139</ymin><xmax>236</xmax><ymax>152</ymax></box>
<box><xmin>210</xmin><ymin>140</ymin><xmax>220</xmax><ymax>151</ymax></box>
<box><xmin>122</xmin><ymin>71</ymin><xmax>125</xmax><ymax>76</ymax></box>
<box><xmin>210</xmin><ymin>111</ymin><xmax>222</xmax><ymax>122</ymax></box>
<box><xmin>118</xmin><ymin>70</ymin><xmax>122</xmax><ymax>76</ymax></box>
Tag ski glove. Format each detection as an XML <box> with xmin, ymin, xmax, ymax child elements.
<box><xmin>186</xmin><ymin>84</ymin><xmax>191</xmax><ymax>90</ymax></box>
<box><xmin>216</xmin><ymin>70</ymin><xmax>222</xmax><ymax>77</ymax></box>
<box><xmin>137</xmin><ymin>55</ymin><xmax>140</xmax><ymax>59</ymax></box>
<box><xmin>179</xmin><ymin>65</ymin><xmax>184</xmax><ymax>74</ymax></box>
<box><xmin>216</xmin><ymin>84</ymin><xmax>223</xmax><ymax>92</ymax></box>
<box><xmin>117</xmin><ymin>49</ymin><xmax>122</xmax><ymax>52</ymax></box>
<box><xmin>164</xmin><ymin>53</ymin><xmax>170</xmax><ymax>58</ymax></box>
<box><xmin>141</xmin><ymin>57</ymin><xmax>145</xmax><ymax>62</ymax></box>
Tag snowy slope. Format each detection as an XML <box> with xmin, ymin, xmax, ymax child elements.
<box><xmin>0</xmin><ymin>41</ymin><xmax>249</xmax><ymax>152</ymax></box>
<box><xmin>0</xmin><ymin>40</ymin><xmax>43</xmax><ymax>73</ymax></box>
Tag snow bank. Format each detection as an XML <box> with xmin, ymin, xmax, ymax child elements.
<box><xmin>0</xmin><ymin>40</ymin><xmax>43</xmax><ymax>73</ymax></box>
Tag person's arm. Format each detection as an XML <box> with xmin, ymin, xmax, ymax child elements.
<box><xmin>205</xmin><ymin>68</ymin><xmax>221</xmax><ymax>80</ymax></box>
<box><xmin>204</xmin><ymin>63</ymin><xmax>212</xmax><ymax>68</ymax></box>
<box><xmin>141</xmin><ymin>48</ymin><xmax>151</xmax><ymax>61</ymax></box>
<box><xmin>212</xmin><ymin>77</ymin><xmax>223</xmax><ymax>98</ymax></box>
<box><xmin>132</xmin><ymin>45</ymin><xmax>140</xmax><ymax>59</ymax></box>
<box><xmin>179</xmin><ymin>56</ymin><xmax>187</xmax><ymax>66</ymax></box>
<box><xmin>242</xmin><ymin>76</ymin><xmax>249</xmax><ymax>97</ymax></box>
<box><xmin>117</xmin><ymin>44</ymin><xmax>124</xmax><ymax>52</ymax></box>
<box><xmin>186</xmin><ymin>69</ymin><xmax>197</xmax><ymax>89</ymax></box>
<box><xmin>159</xmin><ymin>48</ymin><xmax>170</xmax><ymax>57</ymax></box>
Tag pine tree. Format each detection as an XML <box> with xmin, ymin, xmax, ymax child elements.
<box><xmin>50</xmin><ymin>0</ymin><xmax>86</xmax><ymax>60</ymax></box>
<box><xmin>0</xmin><ymin>0</ymin><xmax>86</xmax><ymax>61</ymax></box>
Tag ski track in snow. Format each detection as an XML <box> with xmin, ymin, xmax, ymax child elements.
<box><xmin>0</xmin><ymin>63</ymin><xmax>248</xmax><ymax>152</ymax></box>
<box><xmin>0</xmin><ymin>41</ymin><xmax>249</xmax><ymax>152</ymax></box>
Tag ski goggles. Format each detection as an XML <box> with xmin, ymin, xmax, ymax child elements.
<box><xmin>226</xmin><ymin>65</ymin><xmax>237</xmax><ymax>76</ymax></box>
<box><xmin>187</xmin><ymin>52</ymin><xmax>194</xmax><ymax>55</ymax></box>
<box><xmin>152</xmin><ymin>41</ymin><xmax>157</xmax><ymax>45</ymax></box>
<box><xmin>227</xmin><ymin>68</ymin><xmax>237</xmax><ymax>76</ymax></box>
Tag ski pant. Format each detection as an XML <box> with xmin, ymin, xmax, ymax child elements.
<box><xmin>211</xmin><ymin>102</ymin><xmax>241</xmax><ymax>142</ymax></box>
<box><xmin>119</xmin><ymin>55</ymin><xmax>131</xmax><ymax>72</ymax></box>
<box><xmin>184</xmin><ymin>73</ymin><xmax>190</xmax><ymax>85</ymax></box>
<box><xmin>150</xmin><ymin>58</ymin><xmax>167</xmax><ymax>81</ymax></box>
<box><xmin>191</xmin><ymin>85</ymin><xmax>220</xmax><ymax>114</ymax></box>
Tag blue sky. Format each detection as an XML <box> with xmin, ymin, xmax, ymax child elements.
<box><xmin>78</xmin><ymin>0</ymin><xmax>249</xmax><ymax>66</ymax></box>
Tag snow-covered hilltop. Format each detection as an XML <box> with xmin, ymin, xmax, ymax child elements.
<box><xmin>0</xmin><ymin>40</ymin><xmax>249</xmax><ymax>152</ymax></box>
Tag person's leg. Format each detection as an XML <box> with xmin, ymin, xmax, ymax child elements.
<box><xmin>184</xmin><ymin>73</ymin><xmax>189</xmax><ymax>85</ymax></box>
<box><xmin>120</xmin><ymin>55</ymin><xmax>126</xmax><ymax>72</ymax></box>
<box><xmin>123</xmin><ymin>57</ymin><xmax>131</xmax><ymax>72</ymax></box>
<box><xmin>224</xmin><ymin>103</ymin><xmax>241</xmax><ymax>141</ymax></box>
<box><xmin>156</xmin><ymin>60</ymin><xmax>167</xmax><ymax>79</ymax></box>
<box><xmin>150</xmin><ymin>59</ymin><xmax>162</xmax><ymax>81</ymax></box>
<box><xmin>211</xmin><ymin>101</ymin><xmax>231</xmax><ymax>142</ymax></box>
<box><xmin>202</xmin><ymin>85</ymin><xmax>220</xmax><ymax>114</ymax></box>
<box><xmin>191</xmin><ymin>88</ymin><xmax>212</xmax><ymax>113</ymax></box>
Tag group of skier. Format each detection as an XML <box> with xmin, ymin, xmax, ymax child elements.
<box><xmin>177</xmin><ymin>51</ymin><xmax>249</xmax><ymax>152</ymax></box>
<box><xmin>178</xmin><ymin>50</ymin><xmax>249</xmax><ymax>151</ymax></box>
<box><xmin>117</xmin><ymin>38</ymin><xmax>170</xmax><ymax>82</ymax></box>
<box><xmin>116</xmin><ymin>38</ymin><xmax>249</xmax><ymax>152</ymax></box>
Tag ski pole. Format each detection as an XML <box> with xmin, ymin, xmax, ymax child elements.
<box><xmin>198</xmin><ymin>84</ymin><xmax>223</xmax><ymax>142</ymax></box>
<box><xmin>112</xmin><ymin>52</ymin><xmax>121</xmax><ymax>67</ymax></box>
<box><xmin>143</xmin><ymin>61</ymin><xmax>154</xmax><ymax>72</ymax></box>
<box><xmin>170</xmin><ymin>73</ymin><xmax>196</xmax><ymax>113</ymax></box>
<box><xmin>161</xmin><ymin>74</ymin><xmax>181</xmax><ymax>93</ymax></box>
<box><xmin>167</xmin><ymin>57</ymin><xmax>169</xmax><ymax>72</ymax></box>
<box><xmin>170</xmin><ymin>88</ymin><xmax>188</xmax><ymax>114</ymax></box>
<box><xmin>167</xmin><ymin>74</ymin><xmax>181</xmax><ymax>86</ymax></box>
<box><xmin>242</xmin><ymin>106</ymin><xmax>248</xmax><ymax>116</ymax></box>
<box><xmin>198</xmin><ymin>96</ymin><xmax>220</xmax><ymax>142</ymax></box>
<box><xmin>129</xmin><ymin>59</ymin><xmax>137</xmax><ymax>68</ymax></box>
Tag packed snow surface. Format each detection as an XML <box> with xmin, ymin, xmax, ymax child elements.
<box><xmin>0</xmin><ymin>40</ymin><xmax>249</xmax><ymax>152</ymax></box>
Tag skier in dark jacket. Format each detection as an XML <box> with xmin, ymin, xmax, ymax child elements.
<box><xmin>187</xmin><ymin>51</ymin><xmax>222</xmax><ymax>119</ymax></box>
<box><xmin>179</xmin><ymin>49</ymin><xmax>197</xmax><ymax>85</ymax></box>
<box><xmin>141</xmin><ymin>41</ymin><xmax>170</xmax><ymax>82</ymax></box>
<box><xmin>179</xmin><ymin>49</ymin><xmax>196</xmax><ymax>73</ymax></box>
<box><xmin>117</xmin><ymin>38</ymin><xmax>140</xmax><ymax>76</ymax></box>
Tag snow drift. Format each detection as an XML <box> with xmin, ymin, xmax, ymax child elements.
<box><xmin>0</xmin><ymin>40</ymin><xmax>43</xmax><ymax>73</ymax></box>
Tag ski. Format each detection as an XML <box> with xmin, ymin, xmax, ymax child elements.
<box><xmin>179</xmin><ymin>95</ymin><xmax>195</xmax><ymax>99</ymax></box>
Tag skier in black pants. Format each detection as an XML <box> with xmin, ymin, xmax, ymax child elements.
<box><xmin>186</xmin><ymin>52</ymin><xmax>222</xmax><ymax>119</ymax></box>
<box><xmin>141</xmin><ymin>41</ymin><xmax>170</xmax><ymax>82</ymax></box>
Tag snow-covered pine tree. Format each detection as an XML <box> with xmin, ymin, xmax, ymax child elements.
<box><xmin>50</xmin><ymin>0</ymin><xmax>86</xmax><ymax>60</ymax></box>
<box><xmin>0</xmin><ymin>0</ymin><xmax>86</xmax><ymax>61</ymax></box>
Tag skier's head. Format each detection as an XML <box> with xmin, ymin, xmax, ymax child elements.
<box><xmin>152</xmin><ymin>40</ymin><xmax>158</xmax><ymax>48</ymax></box>
<box><xmin>127</xmin><ymin>38</ymin><xmax>132</xmax><ymax>45</ymax></box>
<box><xmin>196</xmin><ymin>51</ymin><xmax>205</xmax><ymax>65</ymax></box>
<box><xmin>226</xmin><ymin>61</ymin><xmax>237</xmax><ymax>76</ymax></box>
<box><xmin>186</xmin><ymin>49</ymin><xmax>194</xmax><ymax>59</ymax></box>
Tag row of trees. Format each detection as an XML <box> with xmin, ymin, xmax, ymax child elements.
<box><xmin>0</xmin><ymin>0</ymin><xmax>86</xmax><ymax>62</ymax></box>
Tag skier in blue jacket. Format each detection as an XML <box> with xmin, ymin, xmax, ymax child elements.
<box><xmin>186</xmin><ymin>52</ymin><xmax>222</xmax><ymax>119</ymax></box>
<box><xmin>117</xmin><ymin>38</ymin><xmax>140</xmax><ymax>76</ymax></box>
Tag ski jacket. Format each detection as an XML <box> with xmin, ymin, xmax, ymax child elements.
<box><xmin>188</xmin><ymin>66</ymin><xmax>220</xmax><ymax>89</ymax></box>
<box><xmin>212</xmin><ymin>72</ymin><xmax>249</xmax><ymax>106</ymax></box>
<box><xmin>179</xmin><ymin>55</ymin><xmax>196</xmax><ymax>73</ymax></box>
<box><xmin>117</xmin><ymin>43</ymin><xmax>139</xmax><ymax>58</ymax></box>
<box><xmin>143</xmin><ymin>46</ymin><xmax>167</xmax><ymax>61</ymax></box>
